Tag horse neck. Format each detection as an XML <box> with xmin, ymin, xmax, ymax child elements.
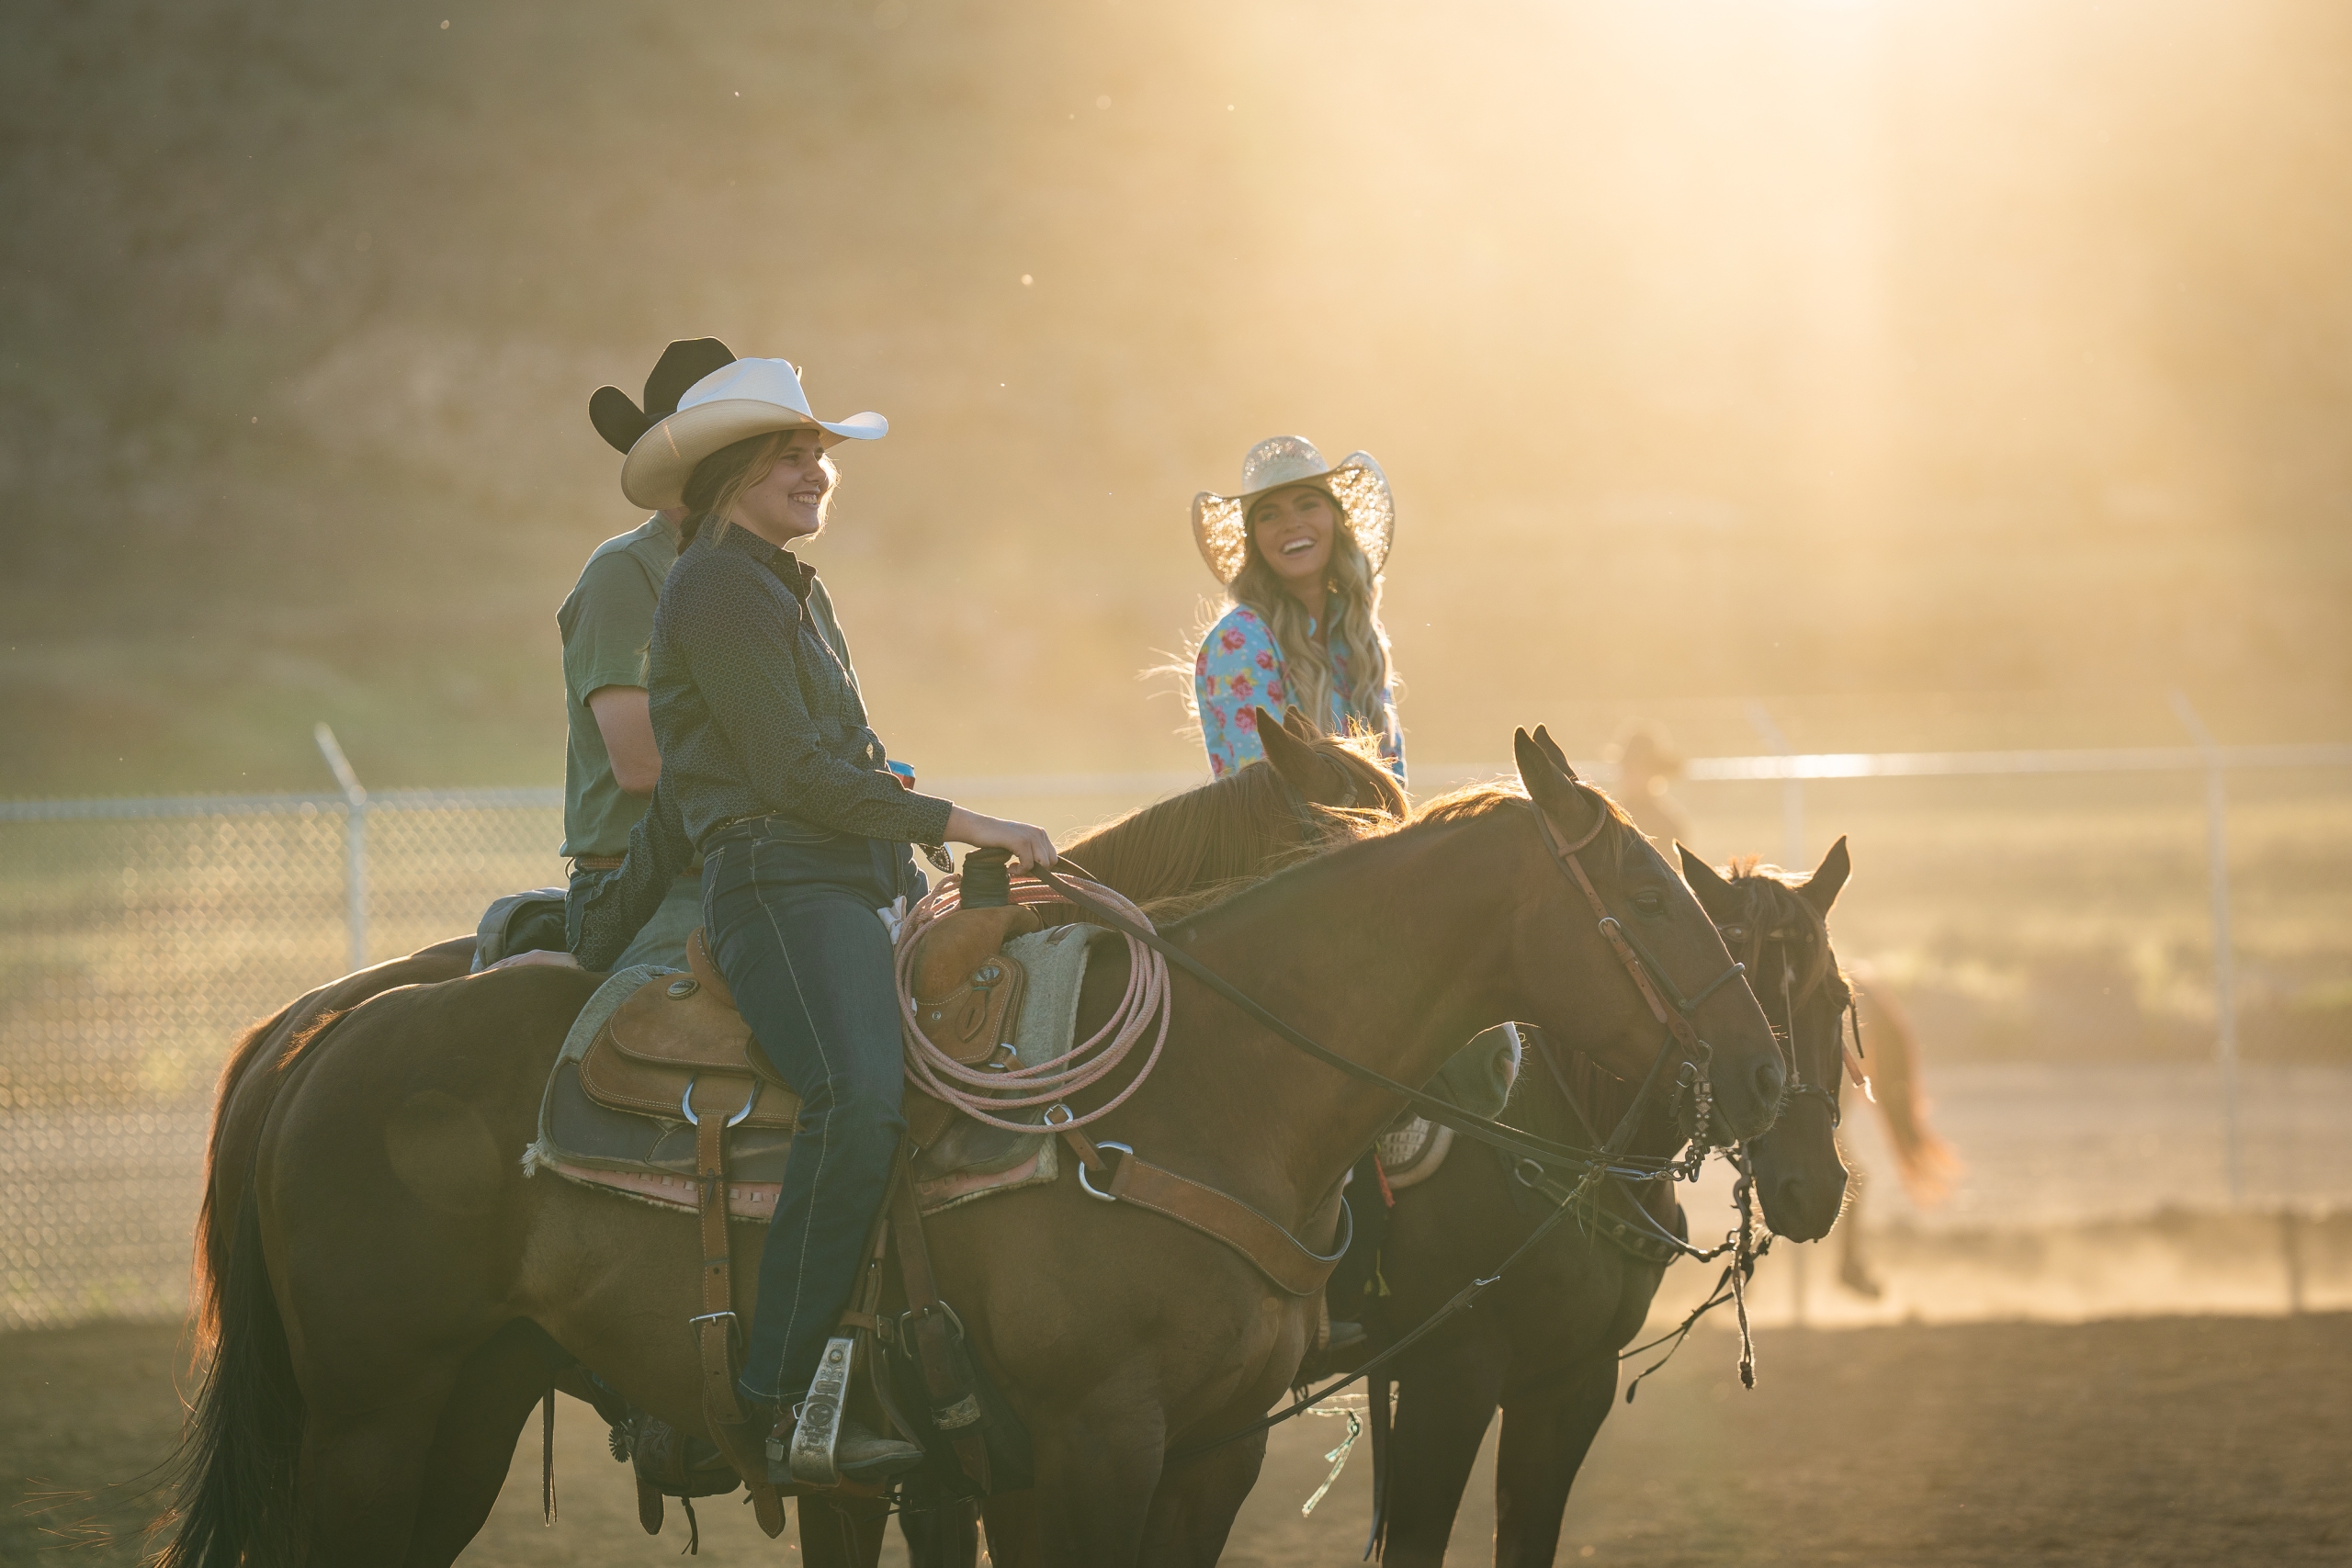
<box><xmin>1520</xmin><ymin>1029</ymin><xmax>1683</xmax><ymax>1165</ymax></box>
<box><xmin>1060</xmin><ymin>773</ymin><xmax>1291</xmax><ymax>907</ymax></box>
<box><xmin>1125</xmin><ymin>811</ymin><xmax>1552</xmax><ymax>1214</ymax></box>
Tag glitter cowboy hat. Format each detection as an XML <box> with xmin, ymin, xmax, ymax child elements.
<box><xmin>616</xmin><ymin>356</ymin><xmax>888</xmax><ymax>509</ymax></box>
<box><xmin>1190</xmin><ymin>435</ymin><xmax>1395</xmax><ymax>586</ymax></box>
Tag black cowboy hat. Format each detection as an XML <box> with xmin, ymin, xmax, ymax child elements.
<box><xmin>588</xmin><ymin>337</ymin><xmax>737</xmax><ymax>456</ymax></box>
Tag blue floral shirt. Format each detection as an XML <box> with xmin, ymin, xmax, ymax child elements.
<box><xmin>1193</xmin><ymin>604</ymin><xmax>1406</xmax><ymax>784</ymax></box>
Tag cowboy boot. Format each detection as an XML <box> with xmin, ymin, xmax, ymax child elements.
<box><xmin>764</xmin><ymin>1406</ymin><xmax>927</xmax><ymax>1488</ymax></box>
<box><xmin>628</xmin><ymin>1411</ymin><xmax>743</xmax><ymax>1502</ymax></box>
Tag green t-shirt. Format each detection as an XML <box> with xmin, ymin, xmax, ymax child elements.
<box><xmin>559</xmin><ymin>515</ymin><xmax>680</xmax><ymax>858</ymax></box>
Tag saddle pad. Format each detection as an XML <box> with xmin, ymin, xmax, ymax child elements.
<box><xmin>525</xmin><ymin>927</ymin><xmax>1111</xmax><ymax>1222</ymax></box>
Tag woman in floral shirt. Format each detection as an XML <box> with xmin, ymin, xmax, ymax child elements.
<box><xmin>1190</xmin><ymin>435</ymin><xmax>1406</xmax><ymax>783</ymax></box>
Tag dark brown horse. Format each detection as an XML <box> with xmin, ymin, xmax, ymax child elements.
<box><xmin>169</xmin><ymin>718</ymin><xmax>1397</xmax><ymax>1564</ymax></box>
<box><xmin>163</xmin><ymin>729</ymin><xmax>1785</xmax><ymax>1567</ymax></box>
<box><xmin>1368</xmin><ymin>840</ymin><xmax>1855</xmax><ymax>1568</ymax></box>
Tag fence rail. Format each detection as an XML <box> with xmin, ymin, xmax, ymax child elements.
<box><xmin>3</xmin><ymin>728</ymin><xmax>2347</xmax><ymax>1328</ymax></box>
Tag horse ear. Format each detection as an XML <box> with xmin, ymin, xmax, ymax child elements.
<box><xmin>1798</xmin><ymin>835</ymin><xmax>1851</xmax><ymax>917</ymax></box>
<box><xmin>1256</xmin><ymin>706</ymin><xmax>1345</xmax><ymax>805</ymax></box>
<box><xmin>1515</xmin><ymin>728</ymin><xmax>1600</xmax><ymax>841</ymax></box>
<box><xmin>1531</xmin><ymin>725</ymin><xmax>1578</xmax><ymax>782</ymax></box>
<box><xmin>1678</xmin><ymin>843</ymin><xmax>1743</xmax><ymax>922</ymax></box>
<box><xmin>1281</xmin><ymin>705</ymin><xmax>1317</xmax><ymax>741</ymax></box>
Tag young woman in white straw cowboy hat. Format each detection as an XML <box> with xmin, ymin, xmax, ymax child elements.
<box><xmin>1190</xmin><ymin>434</ymin><xmax>1406</xmax><ymax>783</ymax></box>
<box><xmin>567</xmin><ymin>354</ymin><xmax>1056</xmax><ymax>1492</ymax></box>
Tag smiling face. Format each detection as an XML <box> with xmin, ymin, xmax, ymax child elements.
<box><xmin>1247</xmin><ymin>484</ymin><xmax>1338</xmax><ymax>602</ymax></box>
<box><xmin>728</xmin><ymin>428</ymin><xmax>836</xmax><ymax>545</ymax></box>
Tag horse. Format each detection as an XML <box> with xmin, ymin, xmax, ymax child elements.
<box><xmin>1827</xmin><ymin>967</ymin><xmax>1959</xmax><ymax>1296</ymax></box>
<box><xmin>1367</xmin><ymin>840</ymin><xmax>1857</xmax><ymax>1568</ymax></box>
<box><xmin>169</xmin><ymin>716</ymin><xmax>1397</xmax><ymax>1565</ymax></box>
<box><xmin>161</xmin><ymin>728</ymin><xmax>1786</xmax><ymax>1567</ymax></box>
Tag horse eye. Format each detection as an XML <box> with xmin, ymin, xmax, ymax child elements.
<box><xmin>1633</xmin><ymin>890</ymin><xmax>1668</xmax><ymax>918</ymax></box>
<box><xmin>1719</xmin><ymin>924</ymin><xmax>1748</xmax><ymax>943</ymax></box>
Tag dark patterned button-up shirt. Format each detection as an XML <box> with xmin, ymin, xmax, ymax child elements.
<box><xmin>568</xmin><ymin>521</ymin><xmax>950</xmax><ymax>967</ymax></box>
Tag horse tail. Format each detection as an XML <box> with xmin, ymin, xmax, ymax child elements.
<box><xmin>157</xmin><ymin>1188</ymin><xmax>306</xmax><ymax>1566</ymax></box>
<box><xmin>1855</xmin><ymin>980</ymin><xmax>1960</xmax><ymax>1206</ymax></box>
<box><xmin>189</xmin><ymin>998</ymin><xmax>302</xmax><ymax>1355</ymax></box>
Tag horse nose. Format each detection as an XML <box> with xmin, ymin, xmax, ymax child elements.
<box><xmin>1750</xmin><ymin>1055</ymin><xmax>1785</xmax><ymax>1111</ymax></box>
<box><xmin>1773</xmin><ymin>1172</ymin><xmax>1807</xmax><ymax>1224</ymax></box>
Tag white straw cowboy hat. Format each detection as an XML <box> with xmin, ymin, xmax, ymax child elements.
<box><xmin>617</xmin><ymin>357</ymin><xmax>887</xmax><ymax>509</ymax></box>
<box><xmin>1190</xmin><ymin>435</ymin><xmax>1395</xmax><ymax>586</ymax></box>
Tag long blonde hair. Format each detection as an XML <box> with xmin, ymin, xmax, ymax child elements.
<box><xmin>1227</xmin><ymin>506</ymin><xmax>1395</xmax><ymax>734</ymax></box>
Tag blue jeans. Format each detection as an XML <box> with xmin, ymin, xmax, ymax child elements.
<box><xmin>701</xmin><ymin>816</ymin><xmax>924</xmax><ymax>1406</ymax></box>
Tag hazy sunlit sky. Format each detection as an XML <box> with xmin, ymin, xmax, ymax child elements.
<box><xmin>2</xmin><ymin>0</ymin><xmax>2346</xmax><ymax>789</ymax></box>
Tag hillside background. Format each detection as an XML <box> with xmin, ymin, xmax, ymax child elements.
<box><xmin>4</xmin><ymin>0</ymin><xmax>2348</xmax><ymax>798</ymax></box>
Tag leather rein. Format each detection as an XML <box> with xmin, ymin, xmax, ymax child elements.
<box><xmin>1027</xmin><ymin>795</ymin><xmax>1754</xmax><ymax>1185</ymax></box>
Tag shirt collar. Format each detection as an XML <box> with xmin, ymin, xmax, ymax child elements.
<box><xmin>707</xmin><ymin>520</ymin><xmax>817</xmax><ymax>603</ymax></box>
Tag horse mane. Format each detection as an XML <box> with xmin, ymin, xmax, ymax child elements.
<box><xmin>1409</xmin><ymin>777</ymin><xmax>1645</xmax><ymax>873</ymax></box>
<box><xmin>1058</xmin><ymin>731</ymin><xmax>1405</xmax><ymax>922</ymax></box>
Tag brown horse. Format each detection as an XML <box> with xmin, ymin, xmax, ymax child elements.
<box><xmin>1830</xmin><ymin>968</ymin><xmax>1960</xmax><ymax>1296</ymax></box>
<box><xmin>170</xmin><ymin>719</ymin><xmax>1397</xmax><ymax>1564</ymax></box>
<box><xmin>163</xmin><ymin>729</ymin><xmax>1784</xmax><ymax>1567</ymax></box>
<box><xmin>1369</xmin><ymin>841</ymin><xmax>1856</xmax><ymax>1568</ymax></box>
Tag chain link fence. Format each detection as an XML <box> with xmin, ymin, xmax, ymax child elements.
<box><xmin>0</xmin><ymin>791</ymin><xmax>566</xmax><ymax>1328</ymax></box>
<box><xmin>5</xmin><ymin>747</ymin><xmax>2349</xmax><ymax>1330</ymax></box>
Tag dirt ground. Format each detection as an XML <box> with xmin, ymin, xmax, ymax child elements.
<box><xmin>5</xmin><ymin>1313</ymin><xmax>2346</xmax><ymax>1566</ymax></box>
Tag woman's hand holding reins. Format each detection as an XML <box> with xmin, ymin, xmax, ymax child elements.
<box><xmin>944</xmin><ymin>807</ymin><xmax>1057</xmax><ymax>873</ymax></box>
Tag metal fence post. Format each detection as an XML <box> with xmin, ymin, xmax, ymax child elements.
<box><xmin>1746</xmin><ymin>702</ymin><xmax>1806</xmax><ymax>868</ymax></box>
<box><xmin>313</xmin><ymin>722</ymin><xmax>369</xmax><ymax>973</ymax></box>
<box><xmin>2168</xmin><ymin>693</ymin><xmax>2242</xmax><ymax>1206</ymax></box>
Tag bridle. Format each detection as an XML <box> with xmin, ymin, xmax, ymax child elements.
<box><xmin>1524</xmin><ymin>798</ymin><xmax>1756</xmax><ymax>1171</ymax></box>
<box><xmin>1713</xmin><ymin>879</ymin><xmax>1850</xmax><ymax>1129</ymax></box>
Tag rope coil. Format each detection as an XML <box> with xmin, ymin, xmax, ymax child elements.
<box><xmin>895</xmin><ymin>870</ymin><xmax>1171</xmax><ymax>1133</ymax></box>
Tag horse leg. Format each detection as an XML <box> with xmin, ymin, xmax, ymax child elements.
<box><xmin>1136</xmin><ymin>1430</ymin><xmax>1268</xmax><ymax>1568</ymax></box>
<box><xmin>1027</xmin><ymin>1394</ymin><xmax>1168</xmax><ymax>1567</ymax></box>
<box><xmin>398</xmin><ymin>1323</ymin><xmax>574</xmax><ymax>1568</ymax></box>
<box><xmin>1381</xmin><ymin>1327</ymin><xmax>1511</xmax><ymax>1568</ymax></box>
<box><xmin>1491</xmin><ymin>1355</ymin><xmax>1617</xmax><ymax>1568</ymax></box>
<box><xmin>293</xmin><ymin>1355</ymin><xmax>465</xmax><ymax>1567</ymax></box>
<box><xmin>898</xmin><ymin>1495</ymin><xmax>982</xmax><ymax>1567</ymax></box>
<box><xmin>978</xmin><ymin>1487</ymin><xmax>1042</xmax><ymax>1565</ymax></box>
<box><xmin>798</xmin><ymin>1491</ymin><xmax>893</xmax><ymax>1566</ymax></box>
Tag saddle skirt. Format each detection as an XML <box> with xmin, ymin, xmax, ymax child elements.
<box><xmin>525</xmin><ymin>916</ymin><xmax>1111</xmax><ymax>1221</ymax></box>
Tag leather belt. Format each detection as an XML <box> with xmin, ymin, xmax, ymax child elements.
<box><xmin>571</xmin><ymin>854</ymin><xmax>703</xmax><ymax>874</ymax></box>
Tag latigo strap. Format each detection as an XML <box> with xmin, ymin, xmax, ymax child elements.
<box><xmin>889</xmin><ymin>1145</ymin><xmax>992</xmax><ymax>1490</ymax></box>
<box><xmin>684</xmin><ymin>1074</ymin><xmax>786</xmax><ymax>1537</ymax></box>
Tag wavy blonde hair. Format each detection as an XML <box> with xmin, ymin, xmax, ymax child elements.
<box><xmin>1227</xmin><ymin>493</ymin><xmax>1396</xmax><ymax>735</ymax></box>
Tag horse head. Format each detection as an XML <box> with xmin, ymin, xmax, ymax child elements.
<box><xmin>1682</xmin><ymin>837</ymin><xmax>1855</xmax><ymax>1240</ymax></box>
<box><xmin>1255</xmin><ymin>705</ymin><xmax>1408</xmax><ymax>819</ymax></box>
<box><xmin>1499</xmin><ymin>726</ymin><xmax>1786</xmax><ymax>1143</ymax></box>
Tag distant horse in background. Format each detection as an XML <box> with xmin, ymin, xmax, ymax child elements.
<box><xmin>1368</xmin><ymin>841</ymin><xmax>1858</xmax><ymax>1568</ymax></box>
<box><xmin>1833</xmin><ymin>965</ymin><xmax>1960</xmax><ymax>1295</ymax></box>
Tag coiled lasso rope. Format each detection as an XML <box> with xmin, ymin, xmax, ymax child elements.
<box><xmin>894</xmin><ymin>870</ymin><xmax>1170</xmax><ymax>1133</ymax></box>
